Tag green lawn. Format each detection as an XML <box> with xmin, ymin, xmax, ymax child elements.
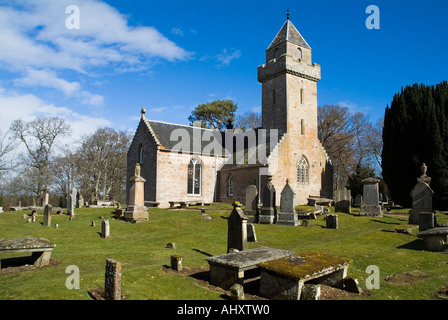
<box><xmin>1</xmin><ymin>204</ymin><xmax>448</xmax><ymax>300</ymax></box>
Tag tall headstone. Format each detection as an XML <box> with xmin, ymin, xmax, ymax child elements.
<box><xmin>334</xmin><ymin>188</ymin><xmax>351</xmax><ymax>214</ymax></box>
<box><xmin>244</xmin><ymin>185</ymin><xmax>258</xmax><ymax>214</ymax></box>
<box><xmin>43</xmin><ymin>204</ymin><xmax>52</xmax><ymax>227</ymax></box>
<box><xmin>124</xmin><ymin>163</ymin><xmax>148</xmax><ymax>223</ymax></box>
<box><xmin>76</xmin><ymin>189</ymin><xmax>84</xmax><ymax>208</ymax></box>
<box><xmin>42</xmin><ymin>188</ymin><xmax>49</xmax><ymax>207</ymax></box>
<box><xmin>276</xmin><ymin>179</ymin><xmax>299</xmax><ymax>226</ymax></box>
<box><xmin>259</xmin><ymin>175</ymin><xmax>276</xmax><ymax>224</ymax></box>
<box><xmin>409</xmin><ymin>163</ymin><xmax>434</xmax><ymax>224</ymax></box>
<box><xmin>101</xmin><ymin>219</ymin><xmax>110</xmax><ymax>238</ymax></box>
<box><xmin>227</xmin><ymin>202</ymin><xmax>248</xmax><ymax>253</ymax></box>
<box><xmin>419</xmin><ymin>212</ymin><xmax>435</xmax><ymax>232</ymax></box>
<box><xmin>104</xmin><ymin>259</ymin><xmax>122</xmax><ymax>300</ymax></box>
<box><xmin>359</xmin><ymin>178</ymin><xmax>382</xmax><ymax>216</ymax></box>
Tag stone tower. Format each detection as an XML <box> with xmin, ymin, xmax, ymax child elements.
<box><xmin>257</xmin><ymin>17</ymin><xmax>321</xmax><ymax>138</ymax></box>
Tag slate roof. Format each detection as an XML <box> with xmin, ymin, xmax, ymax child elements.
<box><xmin>143</xmin><ymin>119</ymin><xmax>282</xmax><ymax>170</ymax></box>
<box><xmin>268</xmin><ymin>20</ymin><xmax>311</xmax><ymax>50</ymax></box>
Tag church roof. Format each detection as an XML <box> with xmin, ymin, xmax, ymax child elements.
<box><xmin>268</xmin><ymin>19</ymin><xmax>311</xmax><ymax>50</ymax></box>
<box><xmin>142</xmin><ymin>118</ymin><xmax>281</xmax><ymax>170</ymax></box>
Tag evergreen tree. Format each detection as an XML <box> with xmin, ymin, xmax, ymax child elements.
<box><xmin>382</xmin><ymin>81</ymin><xmax>448</xmax><ymax>209</ymax></box>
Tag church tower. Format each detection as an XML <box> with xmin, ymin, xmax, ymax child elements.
<box><xmin>258</xmin><ymin>17</ymin><xmax>321</xmax><ymax>138</ymax></box>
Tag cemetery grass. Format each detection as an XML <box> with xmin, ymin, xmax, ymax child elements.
<box><xmin>1</xmin><ymin>205</ymin><xmax>448</xmax><ymax>300</ymax></box>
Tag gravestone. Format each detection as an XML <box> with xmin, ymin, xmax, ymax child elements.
<box><xmin>259</xmin><ymin>175</ymin><xmax>276</xmax><ymax>224</ymax></box>
<box><xmin>325</xmin><ymin>214</ymin><xmax>338</xmax><ymax>229</ymax></box>
<box><xmin>359</xmin><ymin>178</ymin><xmax>382</xmax><ymax>216</ymax></box>
<box><xmin>76</xmin><ymin>189</ymin><xmax>84</xmax><ymax>208</ymax></box>
<box><xmin>244</xmin><ymin>185</ymin><xmax>258</xmax><ymax>213</ymax></box>
<box><xmin>124</xmin><ymin>163</ymin><xmax>149</xmax><ymax>223</ymax></box>
<box><xmin>409</xmin><ymin>179</ymin><xmax>434</xmax><ymax>224</ymax></box>
<box><xmin>42</xmin><ymin>188</ymin><xmax>49</xmax><ymax>207</ymax></box>
<box><xmin>170</xmin><ymin>255</ymin><xmax>183</xmax><ymax>271</ymax></box>
<box><xmin>276</xmin><ymin>179</ymin><xmax>299</xmax><ymax>226</ymax></box>
<box><xmin>227</xmin><ymin>202</ymin><xmax>248</xmax><ymax>253</ymax></box>
<box><xmin>419</xmin><ymin>212</ymin><xmax>435</xmax><ymax>232</ymax></box>
<box><xmin>67</xmin><ymin>187</ymin><xmax>76</xmax><ymax>216</ymax></box>
<box><xmin>334</xmin><ymin>188</ymin><xmax>351</xmax><ymax>214</ymax></box>
<box><xmin>43</xmin><ymin>204</ymin><xmax>52</xmax><ymax>227</ymax></box>
<box><xmin>101</xmin><ymin>219</ymin><xmax>110</xmax><ymax>238</ymax></box>
<box><xmin>104</xmin><ymin>259</ymin><xmax>122</xmax><ymax>300</ymax></box>
<box><xmin>354</xmin><ymin>195</ymin><xmax>363</xmax><ymax>207</ymax></box>
<box><xmin>247</xmin><ymin>223</ymin><xmax>257</xmax><ymax>242</ymax></box>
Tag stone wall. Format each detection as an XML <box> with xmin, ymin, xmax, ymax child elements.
<box><xmin>126</xmin><ymin>119</ymin><xmax>158</xmax><ymax>204</ymax></box>
<box><xmin>155</xmin><ymin>151</ymin><xmax>227</xmax><ymax>208</ymax></box>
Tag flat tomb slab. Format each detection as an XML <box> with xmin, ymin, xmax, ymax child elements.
<box><xmin>0</xmin><ymin>238</ymin><xmax>55</xmax><ymax>269</ymax></box>
<box><xmin>417</xmin><ymin>227</ymin><xmax>448</xmax><ymax>251</ymax></box>
<box><xmin>258</xmin><ymin>251</ymin><xmax>352</xmax><ymax>300</ymax></box>
<box><xmin>206</xmin><ymin>246</ymin><xmax>295</xmax><ymax>289</ymax></box>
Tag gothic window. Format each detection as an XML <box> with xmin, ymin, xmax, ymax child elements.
<box><xmin>227</xmin><ymin>175</ymin><xmax>234</xmax><ymax>196</ymax></box>
<box><xmin>187</xmin><ymin>158</ymin><xmax>202</xmax><ymax>195</ymax></box>
<box><xmin>296</xmin><ymin>47</ymin><xmax>302</xmax><ymax>60</ymax></box>
<box><xmin>139</xmin><ymin>144</ymin><xmax>144</xmax><ymax>164</ymax></box>
<box><xmin>297</xmin><ymin>156</ymin><xmax>309</xmax><ymax>184</ymax></box>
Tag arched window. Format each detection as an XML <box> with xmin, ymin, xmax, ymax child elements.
<box><xmin>297</xmin><ymin>156</ymin><xmax>309</xmax><ymax>184</ymax></box>
<box><xmin>187</xmin><ymin>158</ymin><xmax>202</xmax><ymax>195</ymax></box>
<box><xmin>296</xmin><ymin>47</ymin><xmax>302</xmax><ymax>60</ymax></box>
<box><xmin>227</xmin><ymin>175</ymin><xmax>234</xmax><ymax>196</ymax></box>
<box><xmin>139</xmin><ymin>144</ymin><xmax>144</xmax><ymax>164</ymax></box>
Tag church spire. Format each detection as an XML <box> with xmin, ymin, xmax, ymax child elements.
<box><xmin>267</xmin><ymin>17</ymin><xmax>311</xmax><ymax>50</ymax></box>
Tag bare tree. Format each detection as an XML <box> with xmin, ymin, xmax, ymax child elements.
<box><xmin>10</xmin><ymin>117</ymin><xmax>71</xmax><ymax>197</ymax></box>
<box><xmin>234</xmin><ymin>110</ymin><xmax>262</xmax><ymax>130</ymax></box>
<box><xmin>0</xmin><ymin>122</ymin><xmax>15</xmax><ymax>173</ymax></box>
<box><xmin>75</xmin><ymin>128</ymin><xmax>130</xmax><ymax>203</ymax></box>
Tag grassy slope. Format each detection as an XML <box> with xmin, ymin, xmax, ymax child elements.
<box><xmin>0</xmin><ymin>205</ymin><xmax>447</xmax><ymax>300</ymax></box>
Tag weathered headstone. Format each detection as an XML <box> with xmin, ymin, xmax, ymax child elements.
<box><xmin>359</xmin><ymin>178</ymin><xmax>382</xmax><ymax>216</ymax></box>
<box><xmin>334</xmin><ymin>188</ymin><xmax>351</xmax><ymax>214</ymax></box>
<box><xmin>43</xmin><ymin>204</ymin><xmax>52</xmax><ymax>227</ymax></box>
<box><xmin>277</xmin><ymin>179</ymin><xmax>299</xmax><ymax>226</ymax></box>
<box><xmin>104</xmin><ymin>259</ymin><xmax>122</xmax><ymax>300</ymax></box>
<box><xmin>325</xmin><ymin>214</ymin><xmax>338</xmax><ymax>229</ymax></box>
<box><xmin>259</xmin><ymin>175</ymin><xmax>276</xmax><ymax>224</ymax></box>
<box><xmin>247</xmin><ymin>223</ymin><xmax>257</xmax><ymax>242</ymax></box>
<box><xmin>124</xmin><ymin>163</ymin><xmax>148</xmax><ymax>223</ymax></box>
<box><xmin>230</xmin><ymin>283</ymin><xmax>245</xmax><ymax>300</ymax></box>
<box><xmin>42</xmin><ymin>188</ymin><xmax>49</xmax><ymax>207</ymax></box>
<box><xmin>76</xmin><ymin>189</ymin><xmax>84</xmax><ymax>208</ymax></box>
<box><xmin>170</xmin><ymin>254</ymin><xmax>183</xmax><ymax>271</ymax></box>
<box><xmin>409</xmin><ymin>183</ymin><xmax>434</xmax><ymax>224</ymax></box>
<box><xmin>419</xmin><ymin>212</ymin><xmax>435</xmax><ymax>232</ymax></box>
<box><xmin>244</xmin><ymin>185</ymin><xmax>258</xmax><ymax>213</ymax></box>
<box><xmin>354</xmin><ymin>195</ymin><xmax>363</xmax><ymax>207</ymax></box>
<box><xmin>101</xmin><ymin>219</ymin><xmax>110</xmax><ymax>238</ymax></box>
<box><xmin>227</xmin><ymin>202</ymin><xmax>248</xmax><ymax>253</ymax></box>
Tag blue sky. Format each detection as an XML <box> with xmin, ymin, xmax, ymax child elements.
<box><xmin>0</xmin><ymin>0</ymin><xmax>447</xmax><ymax>143</ymax></box>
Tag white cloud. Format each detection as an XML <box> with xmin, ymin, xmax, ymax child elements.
<box><xmin>215</xmin><ymin>49</ymin><xmax>242</xmax><ymax>68</ymax></box>
<box><xmin>0</xmin><ymin>87</ymin><xmax>111</xmax><ymax>143</ymax></box>
<box><xmin>338</xmin><ymin>101</ymin><xmax>371</xmax><ymax>114</ymax></box>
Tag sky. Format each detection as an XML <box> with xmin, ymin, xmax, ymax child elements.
<box><xmin>0</xmin><ymin>0</ymin><xmax>447</xmax><ymax>146</ymax></box>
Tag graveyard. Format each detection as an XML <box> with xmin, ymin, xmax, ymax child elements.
<box><xmin>1</xmin><ymin>202</ymin><xmax>448</xmax><ymax>300</ymax></box>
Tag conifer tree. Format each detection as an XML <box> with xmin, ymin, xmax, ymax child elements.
<box><xmin>382</xmin><ymin>81</ymin><xmax>448</xmax><ymax>209</ymax></box>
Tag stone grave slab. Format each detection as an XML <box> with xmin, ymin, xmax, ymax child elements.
<box><xmin>206</xmin><ymin>246</ymin><xmax>295</xmax><ymax>289</ymax></box>
<box><xmin>0</xmin><ymin>238</ymin><xmax>55</xmax><ymax>269</ymax></box>
<box><xmin>258</xmin><ymin>251</ymin><xmax>352</xmax><ymax>300</ymax></box>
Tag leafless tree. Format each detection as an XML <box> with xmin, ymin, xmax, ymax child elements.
<box><xmin>75</xmin><ymin>128</ymin><xmax>131</xmax><ymax>203</ymax></box>
<box><xmin>234</xmin><ymin>110</ymin><xmax>262</xmax><ymax>130</ymax></box>
<box><xmin>10</xmin><ymin>117</ymin><xmax>71</xmax><ymax>197</ymax></box>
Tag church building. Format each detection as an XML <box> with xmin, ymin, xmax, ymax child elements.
<box><xmin>126</xmin><ymin>17</ymin><xmax>333</xmax><ymax>208</ymax></box>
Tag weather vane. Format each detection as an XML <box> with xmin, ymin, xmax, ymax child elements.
<box><xmin>286</xmin><ymin>9</ymin><xmax>290</xmax><ymax>20</ymax></box>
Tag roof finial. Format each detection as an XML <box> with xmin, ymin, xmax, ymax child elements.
<box><xmin>286</xmin><ymin>8</ymin><xmax>290</xmax><ymax>20</ymax></box>
<box><xmin>141</xmin><ymin>107</ymin><xmax>146</xmax><ymax>120</ymax></box>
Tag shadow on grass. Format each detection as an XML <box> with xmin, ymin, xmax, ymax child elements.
<box><xmin>396</xmin><ymin>239</ymin><xmax>425</xmax><ymax>251</ymax></box>
<box><xmin>192</xmin><ymin>249</ymin><xmax>213</xmax><ymax>257</ymax></box>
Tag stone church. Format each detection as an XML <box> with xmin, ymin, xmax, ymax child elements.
<box><xmin>126</xmin><ymin>18</ymin><xmax>333</xmax><ymax>208</ymax></box>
